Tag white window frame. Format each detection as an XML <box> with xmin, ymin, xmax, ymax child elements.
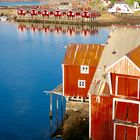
<box><xmin>78</xmin><ymin>80</ymin><xmax>86</xmax><ymax>88</ymax></box>
<box><xmin>80</xmin><ymin>65</ymin><xmax>89</xmax><ymax>74</ymax></box>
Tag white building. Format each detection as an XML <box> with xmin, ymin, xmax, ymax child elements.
<box><xmin>108</xmin><ymin>2</ymin><xmax>134</xmax><ymax>14</ymax></box>
<box><xmin>58</xmin><ymin>2</ymin><xmax>72</xmax><ymax>10</ymax></box>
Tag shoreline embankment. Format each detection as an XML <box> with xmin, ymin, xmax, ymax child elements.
<box><xmin>52</xmin><ymin>101</ymin><xmax>89</xmax><ymax>140</ymax></box>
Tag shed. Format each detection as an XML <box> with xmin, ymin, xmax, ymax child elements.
<box><xmin>81</xmin><ymin>11</ymin><xmax>91</xmax><ymax>18</ymax></box>
<box><xmin>41</xmin><ymin>9</ymin><xmax>50</xmax><ymax>17</ymax></box>
<box><xmin>30</xmin><ymin>8</ymin><xmax>38</xmax><ymax>16</ymax></box>
<box><xmin>66</xmin><ymin>10</ymin><xmax>75</xmax><ymax>18</ymax></box>
<box><xmin>54</xmin><ymin>10</ymin><xmax>62</xmax><ymax>18</ymax></box>
<box><xmin>17</xmin><ymin>8</ymin><xmax>26</xmax><ymax>16</ymax></box>
<box><xmin>62</xmin><ymin>44</ymin><xmax>104</xmax><ymax>101</ymax></box>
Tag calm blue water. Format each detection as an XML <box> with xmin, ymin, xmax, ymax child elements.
<box><xmin>0</xmin><ymin>1</ymin><xmax>47</xmax><ymax>6</ymax></box>
<box><xmin>0</xmin><ymin>21</ymin><xmax>110</xmax><ymax>140</ymax></box>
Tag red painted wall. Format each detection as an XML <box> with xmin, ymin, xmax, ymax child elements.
<box><xmin>91</xmin><ymin>95</ymin><xmax>113</xmax><ymax>140</ymax></box>
<box><xmin>64</xmin><ymin>65</ymin><xmax>96</xmax><ymax>98</ymax></box>
<box><xmin>91</xmin><ymin>95</ymin><xmax>140</xmax><ymax>140</ymax></box>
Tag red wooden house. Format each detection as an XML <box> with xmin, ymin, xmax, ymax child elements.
<box><xmin>81</xmin><ymin>11</ymin><xmax>91</xmax><ymax>18</ymax></box>
<box><xmin>67</xmin><ymin>10</ymin><xmax>75</xmax><ymax>18</ymax></box>
<box><xmin>41</xmin><ymin>9</ymin><xmax>50</xmax><ymax>17</ymax></box>
<box><xmin>90</xmin><ymin>11</ymin><xmax>101</xmax><ymax>19</ymax></box>
<box><xmin>54</xmin><ymin>10</ymin><xmax>62</xmax><ymax>18</ymax></box>
<box><xmin>80</xmin><ymin>11</ymin><xmax>101</xmax><ymax>21</ymax></box>
<box><xmin>89</xmin><ymin>26</ymin><xmax>140</xmax><ymax>140</ymax></box>
<box><xmin>62</xmin><ymin>44</ymin><xmax>104</xmax><ymax>101</ymax></box>
<box><xmin>30</xmin><ymin>8</ymin><xmax>38</xmax><ymax>16</ymax></box>
<box><xmin>75</xmin><ymin>10</ymin><xmax>81</xmax><ymax>16</ymax></box>
<box><xmin>17</xmin><ymin>8</ymin><xmax>26</xmax><ymax>16</ymax></box>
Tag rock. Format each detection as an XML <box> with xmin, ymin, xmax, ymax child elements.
<box><xmin>62</xmin><ymin>110</ymin><xmax>89</xmax><ymax>140</ymax></box>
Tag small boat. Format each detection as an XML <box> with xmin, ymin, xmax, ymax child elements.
<box><xmin>0</xmin><ymin>16</ymin><xmax>7</xmax><ymax>21</ymax></box>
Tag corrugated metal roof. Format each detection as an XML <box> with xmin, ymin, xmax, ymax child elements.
<box><xmin>63</xmin><ymin>44</ymin><xmax>104</xmax><ymax>66</ymax></box>
<box><xmin>89</xmin><ymin>26</ymin><xmax>140</xmax><ymax>95</ymax></box>
<box><xmin>127</xmin><ymin>45</ymin><xmax>140</xmax><ymax>68</ymax></box>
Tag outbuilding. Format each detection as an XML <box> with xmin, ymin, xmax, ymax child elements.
<box><xmin>54</xmin><ymin>10</ymin><xmax>62</xmax><ymax>18</ymax></box>
<box><xmin>30</xmin><ymin>8</ymin><xmax>38</xmax><ymax>16</ymax></box>
<box><xmin>81</xmin><ymin>11</ymin><xmax>91</xmax><ymax>18</ymax></box>
<box><xmin>17</xmin><ymin>8</ymin><xmax>26</xmax><ymax>16</ymax></box>
<box><xmin>62</xmin><ymin>44</ymin><xmax>104</xmax><ymax>101</ymax></box>
<box><xmin>66</xmin><ymin>10</ymin><xmax>75</xmax><ymax>18</ymax></box>
<box><xmin>41</xmin><ymin>9</ymin><xmax>50</xmax><ymax>17</ymax></box>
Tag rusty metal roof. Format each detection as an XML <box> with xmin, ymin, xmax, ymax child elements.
<box><xmin>127</xmin><ymin>45</ymin><xmax>140</xmax><ymax>68</ymax></box>
<box><xmin>63</xmin><ymin>44</ymin><xmax>104</xmax><ymax>66</ymax></box>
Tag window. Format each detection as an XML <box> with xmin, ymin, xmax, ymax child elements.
<box><xmin>78</xmin><ymin>80</ymin><xmax>86</xmax><ymax>88</ymax></box>
<box><xmin>80</xmin><ymin>65</ymin><xmax>89</xmax><ymax>74</ymax></box>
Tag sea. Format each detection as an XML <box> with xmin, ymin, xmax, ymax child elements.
<box><xmin>0</xmin><ymin>5</ymin><xmax>110</xmax><ymax>139</ymax></box>
<box><xmin>0</xmin><ymin>1</ymin><xmax>47</xmax><ymax>6</ymax></box>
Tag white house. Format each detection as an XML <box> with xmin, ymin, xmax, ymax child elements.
<box><xmin>58</xmin><ymin>2</ymin><xmax>72</xmax><ymax>10</ymax></box>
<box><xmin>108</xmin><ymin>2</ymin><xmax>134</xmax><ymax>14</ymax></box>
<box><xmin>133</xmin><ymin>1</ymin><xmax>140</xmax><ymax>11</ymax></box>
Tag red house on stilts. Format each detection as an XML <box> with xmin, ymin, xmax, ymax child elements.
<box><xmin>17</xmin><ymin>8</ymin><xmax>26</xmax><ymax>16</ymax></box>
<box><xmin>62</xmin><ymin>44</ymin><xmax>104</xmax><ymax>101</ymax></box>
<box><xmin>89</xmin><ymin>26</ymin><xmax>140</xmax><ymax>140</ymax></box>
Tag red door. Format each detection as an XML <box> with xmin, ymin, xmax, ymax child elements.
<box><xmin>115</xmin><ymin>125</ymin><xmax>137</xmax><ymax>140</ymax></box>
<box><xmin>115</xmin><ymin>102</ymin><xmax>139</xmax><ymax>123</ymax></box>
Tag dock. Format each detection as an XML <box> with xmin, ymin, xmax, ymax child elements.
<box><xmin>45</xmin><ymin>84</ymin><xmax>89</xmax><ymax>140</ymax></box>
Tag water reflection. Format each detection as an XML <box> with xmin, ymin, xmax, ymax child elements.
<box><xmin>17</xmin><ymin>23</ymin><xmax>99</xmax><ymax>37</ymax></box>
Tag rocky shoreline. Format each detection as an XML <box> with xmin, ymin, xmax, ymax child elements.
<box><xmin>51</xmin><ymin>101</ymin><xmax>89</xmax><ymax>140</ymax></box>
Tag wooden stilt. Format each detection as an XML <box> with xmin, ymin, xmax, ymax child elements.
<box><xmin>56</xmin><ymin>94</ymin><xmax>59</xmax><ymax>128</ymax></box>
<box><xmin>49</xmin><ymin>93</ymin><xmax>53</xmax><ymax>139</ymax></box>
<box><xmin>61</xmin><ymin>95</ymin><xmax>64</xmax><ymax>124</ymax></box>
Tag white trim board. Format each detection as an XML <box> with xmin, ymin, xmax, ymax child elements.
<box><xmin>106</xmin><ymin>56</ymin><xmax>140</xmax><ymax>73</ymax></box>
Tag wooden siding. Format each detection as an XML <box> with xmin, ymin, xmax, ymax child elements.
<box><xmin>91</xmin><ymin>74</ymin><xmax>140</xmax><ymax>140</ymax></box>
<box><xmin>91</xmin><ymin>95</ymin><xmax>140</xmax><ymax>140</ymax></box>
<box><xmin>110</xmin><ymin>73</ymin><xmax>140</xmax><ymax>99</ymax></box>
<box><xmin>107</xmin><ymin>56</ymin><xmax>140</xmax><ymax>77</ymax></box>
<box><xmin>91</xmin><ymin>95</ymin><xmax>113</xmax><ymax>140</ymax></box>
<box><xmin>115</xmin><ymin>101</ymin><xmax>139</xmax><ymax>123</ymax></box>
<box><xmin>64</xmin><ymin>65</ymin><xmax>96</xmax><ymax>98</ymax></box>
<box><xmin>115</xmin><ymin>125</ymin><xmax>137</xmax><ymax>140</ymax></box>
<box><xmin>63</xmin><ymin>44</ymin><xmax>104</xmax><ymax>66</ymax></box>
